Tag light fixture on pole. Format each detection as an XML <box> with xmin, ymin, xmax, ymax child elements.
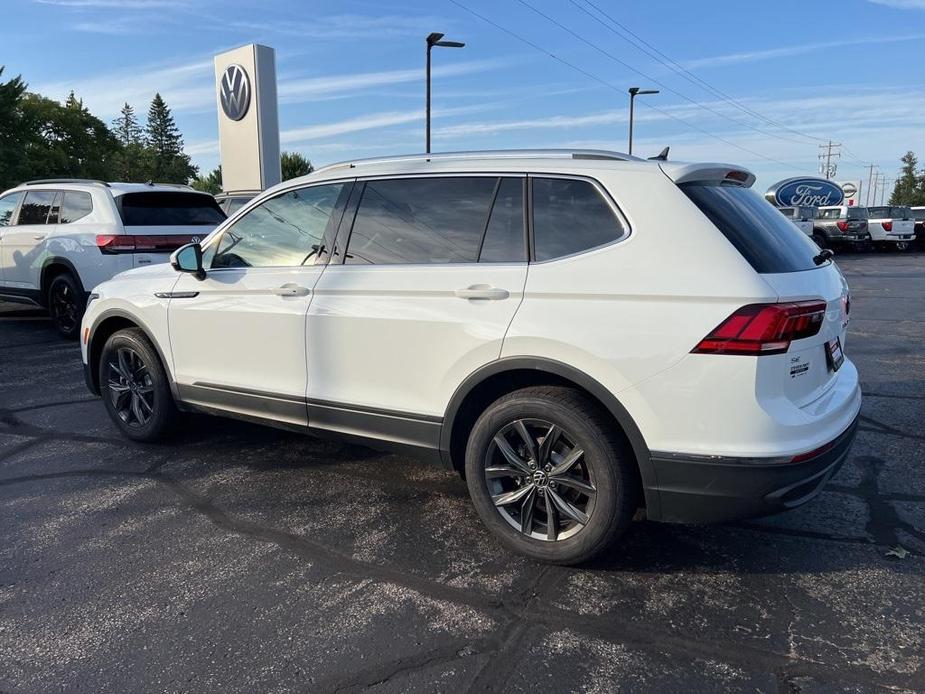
<box><xmin>627</xmin><ymin>87</ymin><xmax>659</xmax><ymax>156</ymax></box>
<box><xmin>426</xmin><ymin>32</ymin><xmax>465</xmax><ymax>154</ymax></box>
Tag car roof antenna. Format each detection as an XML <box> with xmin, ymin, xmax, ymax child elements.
<box><xmin>648</xmin><ymin>146</ymin><xmax>670</xmax><ymax>161</ymax></box>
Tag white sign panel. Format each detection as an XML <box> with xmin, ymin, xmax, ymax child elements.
<box><xmin>214</xmin><ymin>44</ymin><xmax>281</xmax><ymax>193</ymax></box>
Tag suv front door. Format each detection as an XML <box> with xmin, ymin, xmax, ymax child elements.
<box><xmin>167</xmin><ymin>182</ymin><xmax>351</xmax><ymax>427</ymax></box>
<box><xmin>306</xmin><ymin>175</ymin><xmax>529</xmax><ymax>448</ymax></box>
<box><xmin>1</xmin><ymin>190</ymin><xmax>56</xmax><ymax>292</ymax></box>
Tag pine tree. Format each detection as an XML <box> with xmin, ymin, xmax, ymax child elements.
<box><xmin>281</xmin><ymin>151</ymin><xmax>313</xmax><ymax>181</ymax></box>
<box><xmin>889</xmin><ymin>151</ymin><xmax>919</xmax><ymax>206</ymax></box>
<box><xmin>0</xmin><ymin>66</ymin><xmax>30</xmax><ymax>189</ymax></box>
<box><xmin>112</xmin><ymin>103</ymin><xmax>141</xmax><ymax>146</ymax></box>
<box><xmin>144</xmin><ymin>92</ymin><xmax>197</xmax><ymax>183</ymax></box>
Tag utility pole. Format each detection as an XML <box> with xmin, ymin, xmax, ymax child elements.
<box><xmin>864</xmin><ymin>164</ymin><xmax>877</xmax><ymax>206</ymax></box>
<box><xmin>880</xmin><ymin>176</ymin><xmax>891</xmax><ymax>206</ymax></box>
<box><xmin>818</xmin><ymin>141</ymin><xmax>841</xmax><ymax>180</ymax></box>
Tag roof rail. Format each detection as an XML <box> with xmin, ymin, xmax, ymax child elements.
<box><xmin>24</xmin><ymin>178</ymin><xmax>111</xmax><ymax>187</ymax></box>
<box><xmin>312</xmin><ymin>149</ymin><xmax>640</xmax><ymax>175</ymax></box>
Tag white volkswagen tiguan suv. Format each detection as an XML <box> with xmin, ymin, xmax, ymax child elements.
<box><xmin>0</xmin><ymin>179</ymin><xmax>225</xmax><ymax>337</ymax></box>
<box><xmin>80</xmin><ymin>151</ymin><xmax>861</xmax><ymax>564</ymax></box>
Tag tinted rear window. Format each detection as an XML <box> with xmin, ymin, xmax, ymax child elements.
<box><xmin>847</xmin><ymin>207</ymin><xmax>868</xmax><ymax>220</ymax></box>
<box><xmin>868</xmin><ymin>206</ymin><xmax>888</xmax><ymax>218</ymax></box>
<box><xmin>914</xmin><ymin>209</ymin><xmax>925</xmax><ymax>221</ymax></box>
<box><xmin>892</xmin><ymin>206</ymin><xmax>912</xmax><ymax>219</ymax></box>
<box><xmin>118</xmin><ymin>192</ymin><xmax>225</xmax><ymax>226</ymax></box>
<box><xmin>681</xmin><ymin>183</ymin><xmax>820</xmax><ymax>274</ymax></box>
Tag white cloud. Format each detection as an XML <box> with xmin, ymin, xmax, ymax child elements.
<box><xmin>33</xmin><ymin>0</ymin><xmax>183</xmax><ymax>7</ymax></box>
<box><xmin>229</xmin><ymin>14</ymin><xmax>452</xmax><ymax>40</ymax></box>
<box><xmin>867</xmin><ymin>0</ymin><xmax>925</xmax><ymax>7</ymax></box>
<box><xmin>682</xmin><ymin>33</ymin><xmax>925</xmax><ymax>69</ymax></box>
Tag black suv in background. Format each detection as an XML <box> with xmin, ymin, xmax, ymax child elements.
<box><xmin>913</xmin><ymin>207</ymin><xmax>925</xmax><ymax>249</ymax></box>
<box><xmin>813</xmin><ymin>206</ymin><xmax>870</xmax><ymax>249</ymax></box>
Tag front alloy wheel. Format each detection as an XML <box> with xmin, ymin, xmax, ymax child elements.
<box><xmin>486</xmin><ymin>419</ymin><xmax>596</xmax><ymax>541</ymax></box>
<box><xmin>106</xmin><ymin>347</ymin><xmax>155</xmax><ymax>428</ymax></box>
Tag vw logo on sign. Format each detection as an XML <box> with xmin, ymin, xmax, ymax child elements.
<box><xmin>766</xmin><ymin>177</ymin><xmax>845</xmax><ymax>208</ymax></box>
<box><xmin>220</xmin><ymin>64</ymin><xmax>251</xmax><ymax>121</ymax></box>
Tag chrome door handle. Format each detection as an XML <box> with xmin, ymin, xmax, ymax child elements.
<box><xmin>275</xmin><ymin>283</ymin><xmax>311</xmax><ymax>297</ymax></box>
<box><xmin>33</xmin><ymin>234</ymin><xmax>46</xmax><ymax>240</ymax></box>
<box><xmin>455</xmin><ymin>285</ymin><xmax>510</xmax><ymax>300</ymax></box>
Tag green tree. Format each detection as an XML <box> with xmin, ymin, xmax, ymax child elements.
<box><xmin>191</xmin><ymin>165</ymin><xmax>222</xmax><ymax>194</ymax></box>
<box><xmin>889</xmin><ymin>151</ymin><xmax>921</xmax><ymax>206</ymax></box>
<box><xmin>0</xmin><ymin>67</ymin><xmax>30</xmax><ymax>189</ymax></box>
<box><xmin>19</xmin><ymin>90</ymin><xmax>120</xmax><ymax>182</ymax></box>
<box><xmin>144</xmin><ymin>92</ymin><xmax>197</xmax><ymax>183</ymax></box>
<box><xmin>281</xmin><ymin>150</ymin><xmax>313</xmax><ymax>181</ymax></box>
<box><xmin>112</xmin><ymin>102</ymin><xmax>142</xmax><ymax>146</ymax></box>
<box><xmin>110</xmin><ymin>102</ymin><xmax>147</xmax><ymax>181</ymax></box>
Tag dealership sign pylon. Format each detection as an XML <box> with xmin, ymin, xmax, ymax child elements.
<box><xmin>214</xmin><ymin>44</ymin><xmax>281</xmax><ymax>194</ymax></box>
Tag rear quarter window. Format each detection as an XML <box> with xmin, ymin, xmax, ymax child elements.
<box><xmin>681</xmin><ymin>183</ymin><xmax>820</xmax><ymax>274</ymax></box>
<box><xmin>118</xmin><ymin>192</ymin><xmax>226</xmax><ymax>226</ymax></box>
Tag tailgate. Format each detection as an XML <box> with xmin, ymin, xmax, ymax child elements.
<box><xmin>759</xmin><ymin>264</ymin><xmax>849</xmax><ymax>408</ymax></box>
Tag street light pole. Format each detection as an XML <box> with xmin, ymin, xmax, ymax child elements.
<box><xmin>426</xmin><ymin>32</ymin><xmax>464</xmax><ymax>154</ymax></box>
<box><xmin>627</xmin><ymin>86</ymin><xmax>659</xmax><ymax>155</ymax></box>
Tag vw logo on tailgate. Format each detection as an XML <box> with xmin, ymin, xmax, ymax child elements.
<box><xmin>220</xmin><ymin>64</ymin><xmax>251</xmax><ymax>121</ymax></box>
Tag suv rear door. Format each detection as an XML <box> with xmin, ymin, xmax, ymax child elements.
<box><xmin>305</xmin><ymin>175</ymin><xmax>528</xmax><ymax>443</ymax></box>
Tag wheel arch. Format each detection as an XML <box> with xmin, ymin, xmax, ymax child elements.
<box><xmin>40</xmin><ymin>257</ymin><xmax>86</xmax><ymax>304</ymax></box>
<box><xmin>441</xmin><ymin>357</ymin><xmax>658</xmax><ymax>517</ymax></box>
<box><xmin>86</xmin><ymin>308</ymin><xmax>176</xmax><ymax>398</ymax></box>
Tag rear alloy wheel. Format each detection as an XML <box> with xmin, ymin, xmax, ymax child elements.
<box><xmin>47</xmin><ymin>273</ymin><xmax>83</xmax><ymax>339</ymax></box>
<box><xmin>100</xmin><ymin>328</ymin><xmax>177</xmax><ymax>442</ymax></box>
<box><xmin>465</xmin><ymin>386</ymin><xmax>637</xmax><ymax>565</ymax></box>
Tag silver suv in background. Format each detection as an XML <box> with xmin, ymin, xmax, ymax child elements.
<box><xmin>813</xmin><ymin>206</ymin><xmax>870</xmax><ymax>249</ymax></box>
<box><xmin>0</xmin><ymin>179</ymin><xmax>226</xmax><ymax>337</ymax></box>
<box><xmin>868</xmin><ymin>206</ymin><xmax>915</xmax><ymax>251</ymax></box>
<box><xmin>214</xmin><ymin>191</ymin><xmax>259</xmax><ymax>216</ymax></box>
<box><xmin>778</xmin><ymin>205</ymin><xmax>815</xmax><ymax>237</ymax></box>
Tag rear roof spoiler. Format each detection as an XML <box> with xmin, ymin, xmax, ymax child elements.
<box><xmin>659</xmin><ymin>162</ymin><xmax>756</xmax><ymax>188</ymax></box>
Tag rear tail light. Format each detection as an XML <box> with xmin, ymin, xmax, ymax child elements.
<box><xmin>692</xmin><ymin>301</ymin><xmax>827</xmax><ymax>356</ymax></box>
<box><xmin>881</xmin><ymin>221</ymin><xmax>892</xmax><ymax>232</ymax></box>
<box><xmin>836</xmin><ymin>220</ymin><xmax>849</xmax><ymax>232</ymax></box>
<box><xmin>96</xmin><ymin>235</ymin><xmax>197</xmax><ymax>254</ymax></box>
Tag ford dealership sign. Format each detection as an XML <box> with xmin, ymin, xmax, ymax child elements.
<box><xmin>766</xmin><ymin>177</ymin><xmax>845</xmax><ymax>207</ymax></box>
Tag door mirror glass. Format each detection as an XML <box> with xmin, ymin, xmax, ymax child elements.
<box><xmin>171</xmin><ymin>242</ymin><xmax>205</xmax><ymax>280</ymax></box>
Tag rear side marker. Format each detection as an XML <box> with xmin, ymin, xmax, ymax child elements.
<box><xmin>692</xmin><ymin>301</ymin><xmax>827</xmax><ymax>356</ymax></box>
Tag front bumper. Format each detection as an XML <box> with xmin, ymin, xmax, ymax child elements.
<box><xmin>647</xmin><ymin>416</ymin><xmax>859</xmax><ymax>524</ymax></box>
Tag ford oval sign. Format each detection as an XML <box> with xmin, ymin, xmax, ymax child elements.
<box><xmin>767</xmin><ymin>177</ymin><xmax>844</xmax><ymax>207</ymax></box>
<box><xmin>220</xmin><ymin>64</ymin><xmax>251</xmax><ymax>121</ymax></box>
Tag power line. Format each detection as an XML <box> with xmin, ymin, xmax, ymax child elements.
<box><xmin>446</xmin><ymin>0</ymin><xmax>805</xmax><ymax>170</ymax></box>
<box><xmin>571</xmin><ymin>0</ymin><xmax>826</xmax><ymax>146</ymax></box>
<box><xmin>515</xmin><ymin>0</ymin><xmax>822</xmax><ymax>148</ymax></box>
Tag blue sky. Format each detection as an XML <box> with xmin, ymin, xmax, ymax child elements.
<box><xmin>3</xmin><ymin>0</ymin><xmax>925</xmax><ymax>194</ymax></box>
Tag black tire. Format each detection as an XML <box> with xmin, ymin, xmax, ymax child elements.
<box><xmin>46</xmin><ymin>272</ymin><xmax>84</xmax><ymax>339</ymax></box>
<box><xmin>812</xmin><ymin>232</ymin><xmax>828</xmax><ymax>250</ymax></box>
<box><xmin>99</xmin><ymin>327</ymin><xmax>178</xmax><ymax>442</ymax></box>
<box><xmin>465</xmin><ymin>386</ymin><xmax>638</xmax><ymax>565</ymax></box>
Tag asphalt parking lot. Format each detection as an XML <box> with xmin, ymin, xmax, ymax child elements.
<box><xmin>1</xmin><ymin>252</ymin><xmax>923</xmax><ymax>693</ymax></box>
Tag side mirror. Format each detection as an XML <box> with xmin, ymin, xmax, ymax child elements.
<box><xmin>170</xmin><ymin>243</ymin><xmax>206</xmax><ymax>281</ymax></box>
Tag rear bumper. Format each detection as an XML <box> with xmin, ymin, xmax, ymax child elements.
<box><xmin>647</xmin><ymin>416</ymin><xmax>859</xmax><ymax>524</ymax></box>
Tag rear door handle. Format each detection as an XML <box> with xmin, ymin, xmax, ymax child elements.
<box><xmin>455</xmin><ymin>285</ymin><xmax>510</xmax><ymax>300</ymax></box>
<box><xmin>275</xmin><ymin>283</ymin><xmax>311</xmax><ymax>297</ymax></box>
<box><xmin>33</xmin><ymin>234</ymin><xmax>46</xmax><ymax>240</ymax></box>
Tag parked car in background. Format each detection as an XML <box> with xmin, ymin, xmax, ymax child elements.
<box><xmin>215</xmin><ymin>191</ymin><xmax>259</xmax><ymax>216</ymax></box>
<box><xmin>778</xmin><ymin>205</ymin><xmax>815</xmax><ymax>237</ymax></box>
<box><xmin>867</xmin><ymin>206</ymin><xmax>915</xmax><ymax>251</ymax></box>
<box><xmin>80</xmin><ymin>149</ymin><xmax>860</xmax><ymax>565</ymax></box>
<box><xmin>813</xmin><ymin>206</ymin><xmax>870</xmax><ymax>249</ymax></box>
<box><xmin>0</xmin><ymin>179</ymin><xmax>226</xmax><ymax>337</ymax></box>
<box><xmin>908</xmin><ymin>206</ymin><xmax>924</xmax><ymax>249</ymax></box>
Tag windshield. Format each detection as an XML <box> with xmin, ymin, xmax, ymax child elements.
<box><xmin>681</xmin><ymin>183</ymin><xmax>820</xmax><ymax>273</ymax></box>
<box><xmin>118</xmin><ymin>192</ymin><xmax>226</xmax><ymax>226</ymax></box>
